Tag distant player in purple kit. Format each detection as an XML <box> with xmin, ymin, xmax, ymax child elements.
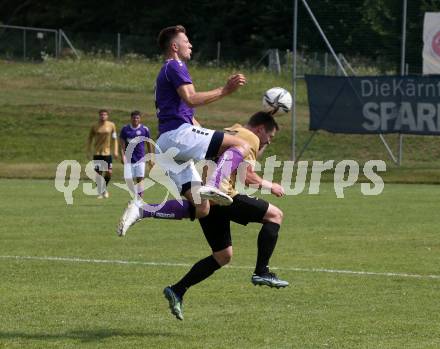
<box><xmin>116</xmin><ymin>25</ymin><xmax>251</xmax><ymax>234</ymax></box>
<box><xmin>119</xmin><ymin>110</ymin><xmax>153</xmax><ymax>199</ymax></box>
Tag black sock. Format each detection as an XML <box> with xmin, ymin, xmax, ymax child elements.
<box><xmin>255</xmin><ymin>222</ymin><xmax>280</xmax><ymax>275</ymax></box>
<box><xmin>104</xmin><ymin>174</ymin><xmax>111</xmax><ymax>190</ymax></box>
<box><xmin>171</xmin><ymin>255</ymin><xmax>221</xmax><ymax>299</ymax></box>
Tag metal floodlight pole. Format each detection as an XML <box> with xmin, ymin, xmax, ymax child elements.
<box><xmin>400</xmin><ymin>0</ymin><xmax>408</xmax><ymax>75</ymax></box>
<box><xmin>296</xmin><ymin>0</ymin><xmax>350</xmax><ymax>163</ymax></box>
<box><xmin>398</xmin><ymin>0</ymin><xmax>408</xmax><ymax>166</ymax></box>
<box><xmin>291</xmin><ymin>0</ymin><xmax>298</xmax><ymax>161</ymax></box>
<box><xmin>340</xmin><ymin>54</ymin><xmax>356</xmax><ymax>75</ymax></box>
<box><xmin>301</xmin><ymin>0</ymin><xmax>347</xmax><ymax>76</ymax></box>
<box><xmin>297</xmin><ymin>0</ymin><xmax>398</xmax><ymax>165</ymax></box>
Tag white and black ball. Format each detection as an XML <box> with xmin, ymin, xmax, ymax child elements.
<box><xmin>262</xmin><ymin>87</ymin><xmax>292</xmax><ymax>115</ymax></box>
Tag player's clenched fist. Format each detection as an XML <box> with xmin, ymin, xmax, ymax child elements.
<box><xmin>270</xmin><ymin>183</ymin><xmax>285</xmax><ymax>197</ymax></box>
<box><xmin>223</xmin><ymin>73</ymin><xmax>247</xmax><ymax>95</ymax></box>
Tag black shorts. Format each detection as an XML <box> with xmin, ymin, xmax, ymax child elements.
<box><xmin>93</xmin><ymin>155</ymin><xmax>113</xmax><ymax>172</ymax></box>
<box><xmin>199</xmin><ymin>194</ymin><xmax>270</xmax><ymax>252</ymax></box>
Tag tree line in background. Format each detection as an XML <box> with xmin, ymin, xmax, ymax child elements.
<box><xmin>1</xmin><ymin>0</ymin><xmax>440</xmax><ymax>72</ymax></box>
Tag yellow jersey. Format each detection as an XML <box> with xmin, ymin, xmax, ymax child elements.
<box><xmin>220</xmin><ymin>124</ymin><xmax>260</xmax><ymax>197</ymax></box>
<box><xmin>88</xmin><ymin>121</ymin><xmax>117</xmax><ymax>156</ymax></box>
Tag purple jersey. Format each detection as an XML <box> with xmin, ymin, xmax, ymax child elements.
<box><xmin>155</xmin><ymin>59</ymin><xmax>194</xmax><ymax>134</ymax></box>
<box><xmin>120</xmin><ymin>124</ymin><xmax>150</xmax><ymax>163</ymax></box>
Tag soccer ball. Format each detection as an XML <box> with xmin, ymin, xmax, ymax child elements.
<box><xmin>262</xmin><ymin>87</ymin><xmax>292</xmax><ymax>115</ymax></box>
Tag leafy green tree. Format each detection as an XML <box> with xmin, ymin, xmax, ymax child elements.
<box><xmin>3</xmin><ymin>0</ymin><xmax>439</xmax><ymax>72</ymax></box>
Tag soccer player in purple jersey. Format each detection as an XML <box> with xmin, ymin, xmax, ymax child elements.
<box><xmin>119</xmin><ymin>111</ymin><xmax>153</xmax><ymax>199</ymax></box>
<box><xmin>117</xmin><ymin>25</ymin><xmax>251</xmax><ymax>235</ymax></box>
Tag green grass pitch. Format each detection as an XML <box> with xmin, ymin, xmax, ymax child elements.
<box><xmin>1</xmin><ymin>179</ymin><xmax>440</xmax><ymax>348</ymax></box>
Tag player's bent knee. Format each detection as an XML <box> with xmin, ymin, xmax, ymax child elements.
<box><xmin>277</xmin><ymin>207</ymin><xmax>284</xmax><ymax>223</ymax></box>
<box><xmin>264</xmin><ymin>204</ymin><xmax>283</xmax><ymax>225</ymax></box>
<box><xmin>213</xmin><ymin>247</ymin><xmax>233</xmax><ymax>266</ymax></box>
<box><xmin>183</xmin><ymin>187</ymin><xmax>210</xmax><ymax>218</ymax></box>
<box><xmin>273</xmin><ymin>207</ymin><xmax>283</xmax><ymax>224</ymax></box>
<box><xmin>195</xmin><ymin>205</ymin><xmax>210</xmax><ymax>219</ymax></box>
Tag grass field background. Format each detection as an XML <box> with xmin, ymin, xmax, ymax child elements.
<box><xmin>1</xmin><ymin>179</ymin><xmax>440</xmax><ymax>348</ymax></box>
<box><xmin>1</xmin><ymin>58</ymin><xmax>440</xmax><ymax>348</ymax></box>
<box><xmin>0</xmin><ymin>58</ymin><xmax>440</xmax><ymax>183</ymax></box>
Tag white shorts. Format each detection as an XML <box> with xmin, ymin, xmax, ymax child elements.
<box><xmin>124</xmin><ymin>162</ymin><xmax>146</xmax><ymax>179</ymax></box>
<box><xmin>155</xmin><ymin>123</ymin><xmax>219</xmax><ymax>194</ymax></box>
<box><xmin>167</xmin><ymin>160</ymin><xmax>202</xmax><ymax>195</ymax></box>
<box><xmin>156</xmin><ymin>123</ymin><xmax>217</xmax><ymax>162</ymax></box>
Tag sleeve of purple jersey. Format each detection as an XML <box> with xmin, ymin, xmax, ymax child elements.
<box><xmin>166</xmin><ymin>60</ymin><xmax>192</xmax><ymax>90</ymax></box>
<box><xmin>144</xmin><ymin>126</ymin><xmax>150</xmax><ymax>139</ymax></box>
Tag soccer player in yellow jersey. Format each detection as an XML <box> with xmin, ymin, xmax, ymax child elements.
<box><xmin>87</xmin><ymin>109</ymin><xmax>119</xmax><ymax>199</ymax></box>
<box><xmin>163</xmin><ymin>112</ymin><xmax>288</xmax><ymax>320</ymax></box>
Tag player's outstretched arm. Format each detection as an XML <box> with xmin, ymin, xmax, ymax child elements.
<box><xmin>245</xmin><ymin>165</ymin><xmax>284</xmax><ymax>197</ymax></box>
<box><xmin>177</xmin><ymin>73</ymin><xmax>246</xmax><ymax>108</ymax></box>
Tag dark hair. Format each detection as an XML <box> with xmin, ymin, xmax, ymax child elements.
<box><xmin>98</xmin><ymin>109</ymin><xmax>108</xmax><ymax>114</ymax></box>
<box><xmin>247</xmin><ymin>111</ymin><xmax>279</xmax><ymax>132</ymax></box>
<box><xmin>157</xmin><ymin>25</ymin><xmax>186</xmax><ymax>53</ymax></box>
<box><xmin>130</xmin><ymin>110</ymin><xmax>141</xmax><ymax>118</ymax></box>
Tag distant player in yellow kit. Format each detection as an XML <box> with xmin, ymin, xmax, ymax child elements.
<box><xmin>87</xmin><ymin>109</ymin><xmax>119</xmax><ymax>199</ymax></box>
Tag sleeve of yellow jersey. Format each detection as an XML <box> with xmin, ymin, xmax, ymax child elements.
<box><xmin>244</xmin><ymin>132</ymin><xmax>259</xmax><ymax>164</ymax></box>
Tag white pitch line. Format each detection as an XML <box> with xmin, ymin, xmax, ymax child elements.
<box><xmin>1</xmin><ymin>255</ymin><xmax>439</xmax><ymax>280</ymax></box>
